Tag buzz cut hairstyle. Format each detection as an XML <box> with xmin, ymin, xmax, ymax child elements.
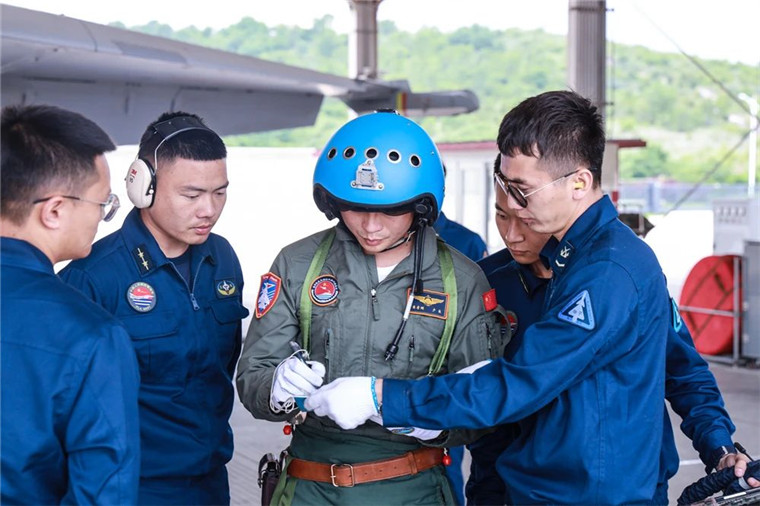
<box><xmin>137</xmin><ymin>111</ymin><xmax>227</xmax><ymax>171</ymax></box>
<box><xmin>1</xmin><ymin>104</ymin><xmax>115</xmax><ymax>224</ymax></box>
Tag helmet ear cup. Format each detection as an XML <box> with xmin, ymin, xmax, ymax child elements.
<box><xmin>126</xmin><ymin>158</ymin><xmax>156</xmax><ymax>208</ymax></box>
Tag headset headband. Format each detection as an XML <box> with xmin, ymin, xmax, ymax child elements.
<box><xmin>142</xmin><ymin>116</ymin><xmax>215</xmax><ymax>160</ymax></box>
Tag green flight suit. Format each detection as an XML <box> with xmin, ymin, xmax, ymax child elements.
<box><xmin>237</xmin><ymin>224</ymin><xmax>506</xmax><ymax>505</ymax></box>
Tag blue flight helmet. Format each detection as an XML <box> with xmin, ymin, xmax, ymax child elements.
<box><xmin>313</xmin><ymin>110</ymin><xmax>445</xmax><ymax>225</ymax></box>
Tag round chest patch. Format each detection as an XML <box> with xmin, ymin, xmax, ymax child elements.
<box><xmin>126</xmin><ymin>282</ymin><xmax>156</xmax><ymax>312</ymax></box>
<box><xmin>309</xmin><ymin>275</ymin><xmax>340</xmax><ymax>306</ymax></box>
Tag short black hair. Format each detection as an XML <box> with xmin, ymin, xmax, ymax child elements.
<box><xmin>496</xmin><ymin>90</ymin><xmax>605</xmax><ymax>186</ymax></box>
<box><xmin>1</xmin><ymin>104</ymin><xmax>115</xmax><ymax>224</ymax></box>
<box><xmin>138</xmin><ymin>111</ymin><xmax>226</xmax><ymax>171</ymax></box>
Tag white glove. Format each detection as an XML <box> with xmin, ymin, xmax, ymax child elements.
<box><xmin>386</xmin><ymin>426</ymin><xmax>442</xmax><ymax>440</ymax></box>
<box><xmin>305</xmin><ymin>377</ymin><xmax>378</xmax><ymax>430</ymax></box>
<box><xmin>456</xmin><ymin>359</ymin><xmax>492</xmax><ymax>375</ymax></box>
<box><xmin>270</xmin><ymin>355</ymin><xmax>326</xmax><ymax>413</ymax></box>
<box><xmin>368</xmin><ymin>413</ymin><xmax>441</xmax><ymax>441</ymax></box>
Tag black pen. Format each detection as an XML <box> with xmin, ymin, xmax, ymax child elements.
<box><xmin>735</xmin><ymin>442</ymin><xmax>754</xmax><ymax>461</ymax></box>
<box><xmin>289</xmin><ymin>341</ymin><xmax>310</xmax><ymax>365</ymax></box>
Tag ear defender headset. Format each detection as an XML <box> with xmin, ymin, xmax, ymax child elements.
<box><xmin>125</xmin><ymin>116</ymin><xmax>214</xmax><ymax>208</ymax></box>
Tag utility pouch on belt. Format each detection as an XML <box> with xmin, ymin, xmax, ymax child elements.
<box><xmin>258</xmin><ymin>452</ymin><xmax>283</xmax><ymax>506</ymax></box>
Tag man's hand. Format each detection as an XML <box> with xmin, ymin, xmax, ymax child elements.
<box><xmin>305</xmin><ymin>377</ymin><xmax>378</xmax><ymax>429</ymax></box>
<box><xmin>717</xmin><ymin>453</ymin><xmax>760</xmax><ymax>487</ymax></box>
<box><xmin>270</xmin><ymin>356</ymin><xmax>325</xmax><ymax>413</ymax></box>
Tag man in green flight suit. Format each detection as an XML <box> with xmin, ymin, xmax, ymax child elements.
<box><xmin>236</xmin><ymin>110</ymin><xmax>506</xmax><ymax>505</ymax></box>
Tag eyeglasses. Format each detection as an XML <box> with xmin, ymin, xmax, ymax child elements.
<box><xmin>494</xmin><ymin>169</ymin><xmax>579</xmax><ymax>208</ymax></box>
<box><xmin>33</xmin><ymin>193</ymin><xmax>121</xmax><ymax>222</ymax></box>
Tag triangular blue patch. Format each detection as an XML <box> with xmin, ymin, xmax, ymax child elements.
<box><xmin>557</xmin><ymin>290</ymin><xmax>595</xmax><ymax>330</ymax></box>
<box><xmin>671</xmin><ymin>298</ymin><xmax>683</xmax><ymax>332</ymax></box>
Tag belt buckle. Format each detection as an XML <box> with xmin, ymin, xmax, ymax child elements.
<box><xmin>330</xmin><ymin>463</ymin><xmax>355</xmax><ymax>487</ymax></box>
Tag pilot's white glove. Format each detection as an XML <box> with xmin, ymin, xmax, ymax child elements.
<box><xmin>368</xmin><ymin>413</ymin><xmax>442</xmax><ymax>441</ymax></box>
<box><xmin>387</xmin><ymin>426</ymin><xmax>443</xmax><ymax>440</ymax></box>
<box><xmin>305</xmin><ymin>376</ymin><xmax>378</xmax><ymax>430</ymax></box>
<box><xmin>270</xmin><ymin>355</ymin><xmax>326</xmax><ymax>414</ymax></box>
<box><xmin>456</xmin><ymin>359</ymin><xmax>492</xmax><ymax>375</ymax></box>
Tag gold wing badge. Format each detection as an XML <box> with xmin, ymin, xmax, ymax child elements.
<box><xmin>409</xmin><ymin>289</ymin><xmax>449</xmax><ymax>320</ymax></box>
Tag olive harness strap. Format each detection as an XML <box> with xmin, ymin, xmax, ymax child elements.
<box><xmin>299</xmin><ymin>228</ymin><xmax>336</xmax><ymax>353</ymax></box>
<box><xmin>428</xmin><ymin>239</ymin><xmax>457</xmax><ymax>375</ymax></box>
<box><xmin>298</xmin><ymin>227</ymin><xmax>457</xmax><ymax>375</ymax></box>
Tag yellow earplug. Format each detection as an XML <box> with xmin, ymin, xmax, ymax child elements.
<box><xmin>574</xmin><ymin>182</ymin><xmax>584</xmax><ymax>189</ymax></box>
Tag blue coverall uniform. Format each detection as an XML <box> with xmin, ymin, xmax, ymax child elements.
<box><xmin>434</xmin><ymin>212</ymin><xmax>488</xmax><ymax>262</ymax></box>
<box><xmin>474</xmin><ymin>247</ymin><xmax>512</xmax><ymax>278</ymax></box>
<box><xmin>1</xmin><ymin>238</ymin><xmax>140</xmax><ymax>504</ymax></box>
<box><xmin>467</xmin><ymin>256</ymin><xmax>736</xmax><ymax>504</ymax></box>
<box><xmin>60</xmin><ymin>208</ymin><xmax>249</xmax><ymax>504</ymax></box>
<box><xmin>382</xmin><ymin>196</ymin><xmax>673</xmax><ymax>503</ymax></box>
<box><xmin>433</xmin><ymin>210</ymin><xmax>489</xmax><ymax>505</ymax></box>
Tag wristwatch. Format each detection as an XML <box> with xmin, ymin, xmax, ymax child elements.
<box><xmin>707</xmin><ymin>444</ymin><xmax>737</xmax><ymax>472</ymax></box>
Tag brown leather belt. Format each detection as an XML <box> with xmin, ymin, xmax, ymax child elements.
<box><xmin>286</xmin><ymin>447</ymin><xmax>444</xmax><ymax>487</ymax></box>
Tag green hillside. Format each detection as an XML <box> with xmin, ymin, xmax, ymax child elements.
<box><xmin>117</xmin><ymin>16</ymin><xmax>759</xmax><ymax>184</ymax></box>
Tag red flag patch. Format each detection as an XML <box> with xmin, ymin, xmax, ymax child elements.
<box><xmin>482</xmin><ymin>288</ymin><xmax>497</xmax><ymax>312</ymax></box>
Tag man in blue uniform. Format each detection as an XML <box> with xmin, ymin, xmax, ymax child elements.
<box><xmin>61</xmin><ymin>111</ymin><xmax>249</xmax><ymax>504</ymax></box>
<box><xmin>434</xmin><ymin>211</ymin><xmax>487</xmax><ymax>262</ymax></box>
<box><xmin>433</xmin><ymin>170</ymin><xmax>489</xmax><ymax>505</ymax></box>
<box><xmin>465</xmin><ymin>154</ymin><xmax>758</xmax><ymax>504</ymax></box>
<box><xmin>307</xmin><ymin>90</ymin><xmax>690</xmax><ymax>503</ymax></box>
<box><xmin>1</xmin><ymin>104</ymin><xmax>140</xmax><ymax>504</ymax></box>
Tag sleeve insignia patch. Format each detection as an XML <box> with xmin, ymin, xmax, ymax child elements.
<box><xmin>255</xmin><ymin>272</ymin><xmax>281</xmax><ymax>319</ymax></box>
<box><xmin>670</xmin><ymin>298</ymin><xmax>683</xmax><ymax>332</ymax></box>
<box><xmin>557</xmin><ymin>289</ymin><xmax>595</xmax><ymax>330</ymax></box>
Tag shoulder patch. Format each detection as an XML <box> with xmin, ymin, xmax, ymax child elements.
<box><xmin>557</xmin><ymin>289</ymin><xmax>595</xmax><ymax>330</ymax></box>
<box><xmin>670</xmin><ymin>298</ymin><xmax>683</xmax><ymax>332</ymax></box>
<box><xmin>309</xmin><ymin>275</ymin><xmax>340</xmax><ymax>306</ymax></box>
<box><xmin>408</xmin><ymin>288</ymin><xmax>449</xmax><ymax>319</ymax></box>
<box><xmin>482</xmin><ymin>288</ymin><xmax>498</xmax><ymax>312</ymax></box>
<box><xmin>126</xmin><ymin>282</ymin><xmax>156</xmax><ymax>312</ymax></box>
<box><xmin>256</xmin><ymin>272</ymin><xmax>281</xmax><ymax>319</ymax></box>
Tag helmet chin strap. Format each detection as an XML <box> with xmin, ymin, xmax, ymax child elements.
<box><xmin>384</xmin><ymin>217</ymin><xmax>428</xmax><ymax>362</ymax></box>
<box><xmin>380</xmin><ymin>229</ymin><xmax>416</xmax><ymax>253</ymax></box>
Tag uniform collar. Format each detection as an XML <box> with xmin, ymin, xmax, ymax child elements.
<box><xmin>0</xmin><ymin>237</ymin><xmax>54</xmax><ymax>274</ymax></box>
<box><xmin>516</xmin><ymin>262</ymin><xmax>549</xmax><ymax>298</ymax></box>
<box><xmin>540</xmin><ymin>195</ymin><xmax>618</xmax><ymax>276</ymax></box>
<box><xmin>120</xmin><ymin>207</ymin><xmax>215</xmax><ymax>277</ymax></box>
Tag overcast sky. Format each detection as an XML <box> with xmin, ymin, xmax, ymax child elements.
<box><xmin>4</xmin><ymin>0</ymin><xmax>759</xmax><ymax>66</ymax></box>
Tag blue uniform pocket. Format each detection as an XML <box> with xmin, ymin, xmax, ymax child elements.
<box><xmin>210</xmin><ymin>299</ymin><xmax>248</xmax><ymax>368</ymax></box>
<box><xmin>210</xmin><ymin>299</ymin><xmax>249</xmax><ymax>324</ymax></box>
<box><xmin>121</xmin><ymin>312</ymin><xmax>180</xmax><ymax>384</ymax></box>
